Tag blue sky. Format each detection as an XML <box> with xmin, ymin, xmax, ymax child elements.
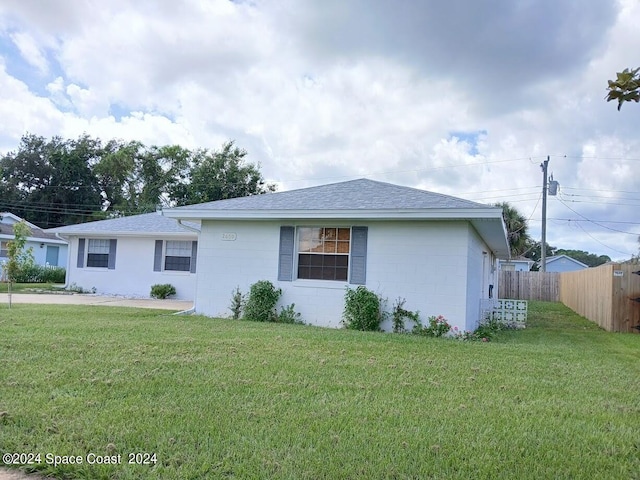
<box><xmin>0</xmin><ymin>0</ymin><xmax>639</xmax><ymax>260</ymax></box>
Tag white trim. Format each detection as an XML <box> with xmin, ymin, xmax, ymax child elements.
<box><xmin>0</xmin><ymin>234</ymin><xmax>67</xmax><ymax>245</ymax></box>
<box><xmin>54</xmin><ymin>232</ymin><xmax>197</xmax><ymax>239</ymax></box>
<box><xmin>163</xmin><ymin>207</ymin><xmax>503</xmax><ymax>221</ymax></box>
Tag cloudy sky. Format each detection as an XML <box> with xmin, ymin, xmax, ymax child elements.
<box><xmin>1</xmin><ymin>0</ymin><xmax>639</xmax><ymax>260</ymax></box>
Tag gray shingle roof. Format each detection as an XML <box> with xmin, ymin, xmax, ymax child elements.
<box><xmin>0</xmin><ymin>222</ymin><xmax>60</xmax><ymax>241</ymax></box>
<box><xmin>48</xmin><ymin>212</ymin><xmax>200</xmax><ymax>235</ymax></box>
<box><xmin>169</xmin><ymin>178</ymin><xmax>488</xmax><ymax>211</ymax></box>
<box><xmin>0</xmin><ymin>213</ymin><xmax>61</xmax><ymax>241</ymax></box>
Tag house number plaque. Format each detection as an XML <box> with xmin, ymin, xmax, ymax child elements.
<box><xmin>221</xmin><ymin>233</ymin><xmax>237</xmax><ymax>241</ymax></box>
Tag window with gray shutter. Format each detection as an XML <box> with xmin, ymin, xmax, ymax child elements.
<box><xmin>108</xmin><ymin>239</ymin><xmax>117</xmax><ymax>270</ymax></box>
<box><xmin>349</xmin><ymin>226</ymin><xmax>368</xmax><ymax>285</ymax></box>
<box><xmin>77</xmin><ymin>238</ymin><xmax>85</xmax><ymax>268</ymax></box>
<box><xmin>153</xmin><ymin>240</ymin><xmax>163</xmax><ymax>272</ymax></box>
<box><xmin>190</xmin><ymin>241</ymin><xmax>198</xmax><ymax>274</ymax></box>
<box><xmin>278</xmin><ymin>226</ymin><xmax>295</xmax><ymax>281</ymax></box>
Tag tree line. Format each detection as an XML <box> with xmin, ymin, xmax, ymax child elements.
<box><xmin>0</xmin><ymin>134</ymin><xmax>275</xmax><ymax>228</ymax></box>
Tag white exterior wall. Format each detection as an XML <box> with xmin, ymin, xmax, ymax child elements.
<box><xmin>464</xmin><ymin>226</ymin><xmax>496</xmax><ymax>331</ymax></box>
<box><xmin>66</xmin><ymin>236</ymin><xmax>197</xmax><ymax>299</ymax></box>
<box><xmin>196</xmin><ymin>220</ymin><xmax>483</xmax><ymax>332</ymax></box>
<box><xmin>195</xmin><ymin>220</ymin><xmax>289</xmax><ymax>319</ymax></box>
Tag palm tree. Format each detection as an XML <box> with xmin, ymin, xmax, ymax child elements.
<box><xmin>495</xmin><ymin>202</ymin><xmax>531</xmax><ymax>257</ymax></box>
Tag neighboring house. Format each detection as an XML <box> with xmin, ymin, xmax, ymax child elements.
<box><xmin>541</xmin><ymin>254</ymin><xmax>589</xmax><ymax>273</ymax></box>
<box><xmin>163</xmin><ymin>179</ymin><xmax>510</xmax><ymax>332</ymax></box>
<box><xmin>0</xmin><ymin>212</ymin><xmax>68</xmax><ymax>279</ymax></box>
<box><xmin>499</xmin><ymin>256</ymin><xmax>534</xmax><ymax>271</ymax></box>
<box><xmin>48</xmin><ymin>213</ymin><xmax>199</xmax><ymax>299</ymax></box>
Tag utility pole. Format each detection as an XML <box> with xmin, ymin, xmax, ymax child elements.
<box><xmin>540</xmin><ymin>156</ymin><xmax>549</xmax><ymax>272</ymax></box>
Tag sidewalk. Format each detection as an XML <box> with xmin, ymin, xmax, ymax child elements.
<box><xmin>0</xmin><ymin>293</ymin><xmax>193</xmax><ymax>311</ymax></box>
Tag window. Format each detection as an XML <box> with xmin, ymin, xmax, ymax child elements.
<box><xmin>164</xmin><ymin>240</ymin><xmax>192</xmax><ymax>272</ymax></box>
<box><xmin>0</xmin><ymin>241</ymin><xmax>7</xmax><ymax>258</ymax></box>
<box><xmin>153</xmin><ymin>240</ymin><xmax>197</xmax><ymax>273</ymax></box>
<box><xmin>278</xmin><ymin>226</ymin><xmax>367</xmax><ymax>284</ymax></box>
<box><xmin>77</xmin><ymin>238</ymin><xmax>116</xmax><ymax>270</ymax></box>
<box><xmin>87</xmin><ymin>239</ymin><xmax>110</xmax><ymax>268</ymax></box>
<box><xmin>297</xmin><ymin>227</ymin><xmax>350</xmax><ymax>281</ymax></box>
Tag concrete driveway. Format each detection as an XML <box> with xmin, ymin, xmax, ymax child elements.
<box><xmin>0</xmin><ymin>293</ymin><xmax>193</xmax><ymax>311</ymax></box>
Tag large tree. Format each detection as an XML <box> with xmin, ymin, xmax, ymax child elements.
<box><xmin>0</xmin><ymin>134</ymin><xmax>103</xmax><ymax>227</ymax></box>
<box><xmin>606</xmin><ymin>68</ymin><xmax>640</xmax><ymax>110</ymax></box>
<box><xmin>0</xmin><ymin>135</ymin><xmax>274</xmax><ymax>226</ymax></box>
<box><xmin>496</xmin><ymin>202</ymin><xmax>531</xmax><ymax>257</ymax></box>
<box><xmin>171</xmin><ymin>141</ymin><xmax>275</xmax><ymax>206</ymax></box>
<box><xmin>554</xmin><ymin>249</ymin><xmax>611</xmax><ymax>267</ymax></box>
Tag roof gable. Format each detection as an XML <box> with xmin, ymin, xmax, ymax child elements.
<box><xmin>0</xmin><ymin>212</ymin><xmax>62</xmax><ymax>242</ymax></box>
<box><xmin>545</xmin><ymin>255</ymin><xmax>589</xmax><ymax>268</ymax></box>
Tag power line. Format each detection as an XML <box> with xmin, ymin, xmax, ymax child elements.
<box><xmin>571</xmin><ymin>221</ymin><xmax>634</xmax><ymax>256</ymax></box>
<box><xmin>555</xmin><ymin>197</ymin><xmax>640</xmax><ymax>235</ymax></box>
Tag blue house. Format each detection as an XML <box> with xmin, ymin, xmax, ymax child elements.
<box><xmin>542</xmin><ymin>255</ymin><xmax>589</xmax><ymax>273</ymax></box>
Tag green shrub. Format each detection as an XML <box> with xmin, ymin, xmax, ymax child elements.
<box><xmin>278</xmin><ymin>303</ymin><xmax>303</xmax><ymax>324</ymax></box>
<box><xmin>342</xmin><ymin>286</ymin><xmax>384</xmax><ymax>331</ymax></box>
<box><xmin>471</xmin><ymin>316</ymin><xmax>507</xmax><ymax>341</ymax></box>
<box><xmin>413</xmin><ymin>315</ymin><xmax>451</xmax><ymax>337</ymax></box>
<box><xmin>13</xmin><ymin>265</ymin><xmax>66</xmax><ymax>283</ymax></box>
<box><xmin>243</xmin><ymin>280</ymin><xmax>282</xmax><ymax>322</ymax></box>
<box><xmin>150</xmin><ymin>283</ymin><xmax>177</xmax><ymax>299</ymax></box>
<box><xmin>391</xmin><ymin>297</ymin><xmax>420</xmax><ymax>333</ymax></box>
<box><xmin>229</xmin><ymin>286</ymin><xmax>245</xmax><ymax>320</ymax></box>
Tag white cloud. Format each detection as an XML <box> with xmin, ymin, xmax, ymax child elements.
<box><xmin>9</xmin><ymin>31</ymin><xmax>48</xmax><ymax>73</ymax></box>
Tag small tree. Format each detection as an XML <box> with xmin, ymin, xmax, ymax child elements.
<box><xmin>5</xmin><ymin>221</ymin><xmax>34</xmax><ymax>307</ymax></box>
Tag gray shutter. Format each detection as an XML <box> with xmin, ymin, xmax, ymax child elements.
<box><xmin>349</xmin><ymin>226</ymin><xmax>368</xmax><ymax>285</ymax></box>
<box><xmin>278</xmin><ymin>226</ymin><xmax>295</xmax><ymax>281</ymax></box>
<box><xmin>108</xmin><ymin>239</ymin><xmax>117</xmax><ymax>270</ymax></box>
<box><xmin>154</xmin><ymin>240</ymin><xmax>163</xmax><ymax>272</ymax></box>
<box><xmin>77</xmin><ymin>238</ymin><xmax>85</xmax><ymax>268</ymax></box>
<box><xmin>190</xmin><ymin>241</ymin><xmax>198</xmax><ymax>274</ymax></box>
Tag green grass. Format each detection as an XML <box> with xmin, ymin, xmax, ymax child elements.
<box><xmin>0</xmin><ymin>282</ymin><xmax>66</xmax><ymax>293</ymax></box>
<box><xmin>1</xmin><ymin>301</ymin><xmax>639</xmax><ymax>479</ymax></box>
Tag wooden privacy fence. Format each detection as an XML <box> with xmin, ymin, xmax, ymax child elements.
<box><xmin>498</xmin><ymin>271</ymin><xmax>559</xmax><ymax>302</ymax></box>
<box><xmin>559</xmin><ymin>263</ymin><xmax>640</xmax><ymax>333</ymax></box>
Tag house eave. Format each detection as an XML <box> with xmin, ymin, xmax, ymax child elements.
<box><xmin>162</xmin><ymin>207</ymin><xmax>503</xmax><ymax>221</ymax></box>
<box><xmin>0</xmin><ymin>234</ymin><xmax>68</xmax><ymax>245</ymax></box>
<box><xmin>52</xmin><ymin>231</ymin><xmax>198</xmax><ymax>239</ymax></box>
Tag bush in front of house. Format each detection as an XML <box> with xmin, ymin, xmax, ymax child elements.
<box><xmin>342</xmin><ymin>285</ymin><xmax>385</xmax><ymax>331</ymax></box>
<box><xmin>12</xmin><ymin>265</ymin><xmax>66</xmax><ymax>284</ymax></box>
<box><xmin>391</xmin><ymin>297</ymin><xmax>420</xmax><ymax>333</ymax></box>
<box><xmin>243</xmin><ymin>280</ymin><xmax>282</xmax><ymax>322</ymax></box>
<box><xmin>229</xmin><ymin>286</ymin><xmax>245</xmax><ymax>319</ymax></box>
<box><xmin>277</xmin><ymin>303</ymin><xmax>304</xmax><ymax>324</ymax></box>
<box><xmin>413</xmin><ymin>315</ymin><xmax>452</xmax><ymax>337</ymax></box>
<box><xmin>150</xmin><ymin>283</ymin><xmax>177</xmax><ymax>299</ymax></box>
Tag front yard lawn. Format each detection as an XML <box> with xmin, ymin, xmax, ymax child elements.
<box><xmin>0</xmin><ymin>302</ymin><xmax>639</xmax><ymax>479</ymax></box>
